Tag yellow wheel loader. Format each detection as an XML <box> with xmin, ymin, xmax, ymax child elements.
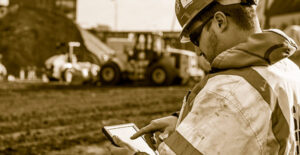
<box><xmin>99</xmin><ymin>32</ymin><xmax>204</xmax><ymax>86</ymax></box>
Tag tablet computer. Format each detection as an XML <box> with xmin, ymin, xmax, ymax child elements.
<box><xmin>102</xmin><ymin>123</ymin><xmax>158</xmax><ymax>155</ymax></box>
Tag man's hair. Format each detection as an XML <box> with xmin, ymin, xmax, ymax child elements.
<box><xmin>193</xmin><ymin>2</ymin><xmax>257</xmax><ymax>31</ymax></box>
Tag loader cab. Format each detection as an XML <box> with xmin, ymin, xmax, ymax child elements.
<box><xmin>128</xmin><ymin>32</ymin><xmax>165</xmax><ymax>63</ymax></box>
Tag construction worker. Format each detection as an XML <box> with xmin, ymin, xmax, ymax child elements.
<box><xmin>0</xmin><ymin>0</ymin><xmax>9</xmax><ymax>80</ymax></box>
<box><xmin>109</xmin><ymin>0</ymin><xmax>300</xmax><ymax>154</ymax></box>
<box><xmin>0</xmin><ymin>54</ymin><xmax>7</xmax><ymax>80</ymax></box>
<box><xmin>0</xmin><ymin>0</ymin><xmax>9</xmax><ymax>19</ymax></box>
<box><xmin>0</xmin><ymin>0</ymin><xmax>9</xmax><ymax>6</ymax></box>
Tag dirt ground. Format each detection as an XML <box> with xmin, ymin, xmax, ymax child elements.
<box><xmin>0</xmin><ymin>82</ymin><xmax>189</xmax><ymax>154</ymax></box>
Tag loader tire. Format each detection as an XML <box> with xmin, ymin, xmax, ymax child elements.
<box><xmin>148</xmin><ymin>63</ymin><xmax>175</xmax><ymax>86</ymax></box>
<box><xmin>99</xmin><ymin>62</ymin><xmax>121</xmax><ymax>85</ymax></box>
<box><xmin>63</xmin><ymin>69</ymin><xmax>73</xmax><ymax>84</ymax></box>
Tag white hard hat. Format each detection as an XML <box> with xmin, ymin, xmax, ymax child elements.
<box><xmin>0</xmin><ymin>0</ymin><xmax>9</xmax><ymax>7</ymax></box>
<box><xmin>175</xmin><ymin>0</ymin><xmax>258</xmax><ymax>44</ymax></box>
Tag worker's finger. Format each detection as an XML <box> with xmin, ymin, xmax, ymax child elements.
<box><xmin>153</xmin><ymin>131</ymin><xmax>162</xmax><ymax>148</ymax></box>
<box><xmin>144</xmin><ymin>133</ymin><xmax>157</xmax><ymax>151</ymax></box>
<box><xmin>131</xmin><ymin>123</ymin><xmax>160</xmax><ymax>139</ymax></box>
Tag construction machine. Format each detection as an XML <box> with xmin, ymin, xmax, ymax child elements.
<box><xmin>45</xmin><ymin>42</ymin><xmax>100</xmax><ymax>84</ymax></box>
<box><xmin>99</xmin><ymin>32</ymin><xmax>204</xmax><ymax>86</ymax></box>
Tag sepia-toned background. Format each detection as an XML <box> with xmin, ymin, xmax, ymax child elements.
<box><xmin>0</xmin><ymin>0</ymin><xmax>299</xmax><ymax>154</ymax></box>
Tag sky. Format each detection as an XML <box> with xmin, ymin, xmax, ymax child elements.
<box><xmin>76</xmin><ymin>0</ymin><xmax>181</xmax><ymax>31</ymax></box>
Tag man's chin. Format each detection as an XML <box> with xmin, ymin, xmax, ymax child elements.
<box><xmin>198</xmin><ymin>55</ymin><xmax>211</xmax><ymax>72</ymax></box>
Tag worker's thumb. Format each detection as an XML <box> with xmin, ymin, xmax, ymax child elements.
<box><xmin>159</xmin><ymin>130</ymin><xmax>170</xmax><ymax>142</ymax></box>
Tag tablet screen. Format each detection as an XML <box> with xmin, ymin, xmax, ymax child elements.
<box><xmin>103</xmin><ymin>123</ymin><xmax>157</xmax><ymax>155</ymax></box>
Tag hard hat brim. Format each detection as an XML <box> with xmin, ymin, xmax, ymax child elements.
<box><xmin>180</xmin><ymin>35</ymin><xmax>192</xmax><ymax>43</ymax></box>
<box><xmin>179</xmin><ymin>0</ymin><xmax>214</xmax><ymax>43</ymax></box>
<box><xmin>179</xmin><ymin>10</ymin><xmax>211</xmax><ymax>44</ymax></box>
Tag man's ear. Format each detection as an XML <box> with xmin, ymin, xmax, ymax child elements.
<box><xmin>213</xmin><ymin>11</ymin><xmax>228</xmax><ymax>32</ymax></box>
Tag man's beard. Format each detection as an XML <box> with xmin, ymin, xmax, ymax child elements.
<box><xmin>205</xmin><ymin>30</ymin><xmax>218</xmax><ymax>63</ymax></box>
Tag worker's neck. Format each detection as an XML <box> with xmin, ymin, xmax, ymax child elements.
<box><xmin>234</xmin><ymin>25</ymin><xmax>262</xmax><ymax>45</ymax></box>
<box><xmin>235</xmin><ymin>18</ymin><xmax>262</xmax><ymax>42</ymax></box>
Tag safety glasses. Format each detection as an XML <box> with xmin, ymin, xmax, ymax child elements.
<box><xmin>189</xmin><ymin>16</ymin><xmax>213</xmax><ymax>47</ymax></box>
<box><xmin>189</xmin><ymin>13</ymin><xmax>230</xmax><ymax>47</ymax></box>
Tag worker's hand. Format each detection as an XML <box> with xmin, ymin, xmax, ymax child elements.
<box><xmin>108</xmin><ymin>136</ymin><xmax>137</xmax><ymax>155</ymax></box>
<box><xmin>130</xmin><ymin>116</ymin><xmax>178</xmax><ymax>149</ymax></box>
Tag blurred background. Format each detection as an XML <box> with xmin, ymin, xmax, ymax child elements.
<box><xmin>0</xmin><ymin>0</ymin><xmax>299</xmax><ymax>154</ymax></box>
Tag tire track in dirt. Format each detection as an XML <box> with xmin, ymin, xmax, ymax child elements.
<box><xmin>0</xmin><ymin>84</ymin><xmax>188</xmax><ymax>154</ymax></box>
<box><xmin>0</xmin><ymin>100</ymin><xmax>180</xmax><ymax>134</ymax></box>
<box><xmin>0</xmin><ymin>112</ymin><xmax>171</xmax><ymax>154</ymax></box>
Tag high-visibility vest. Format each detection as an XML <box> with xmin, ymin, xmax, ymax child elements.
<box><xmin>159</xmin><ymin>58</ymin><xmax>300</xmax><ymax>155</ymax></box>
